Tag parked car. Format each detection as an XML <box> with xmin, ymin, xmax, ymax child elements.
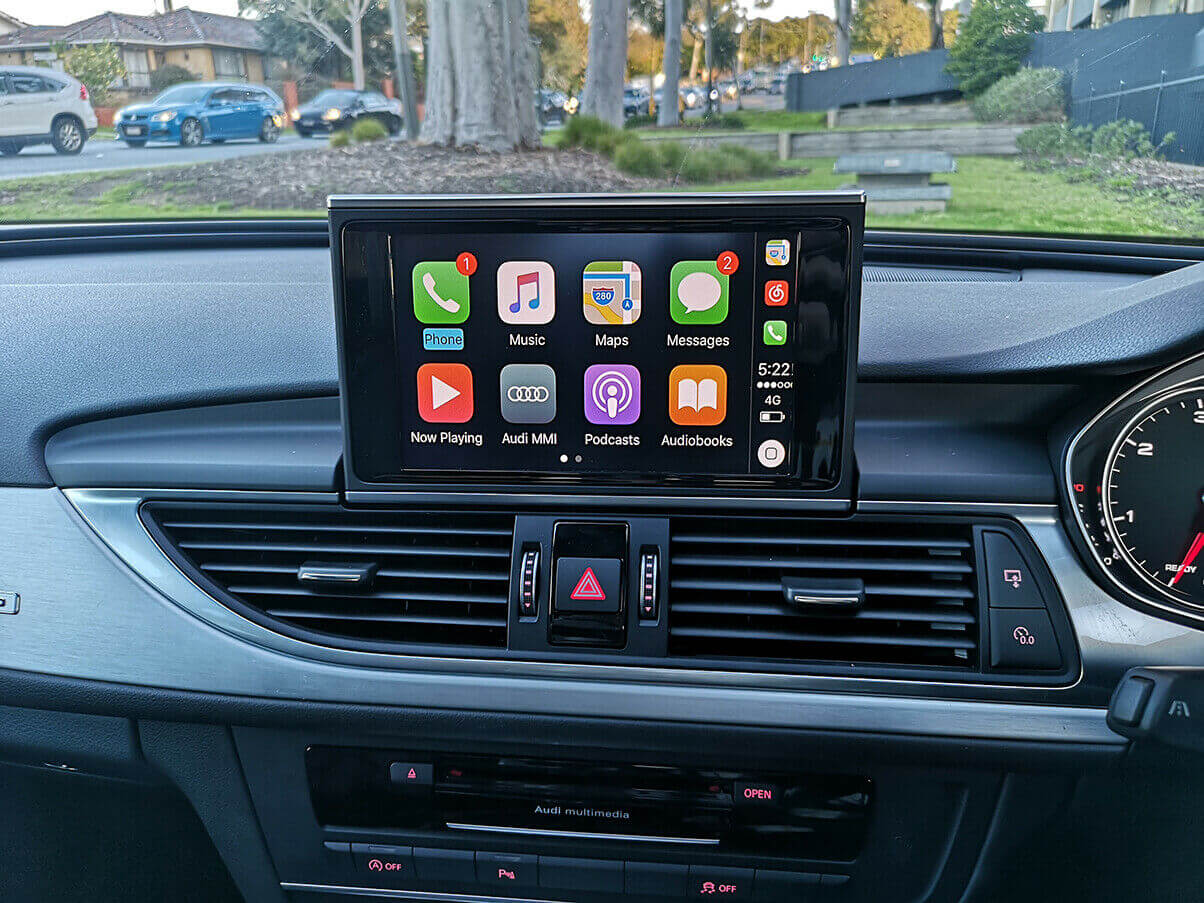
<box><xmin>536</xmin><ymin>89</ymin><xmax>567</xmax><ymax>128</ymax></box>
<box><xmin>651</xmin><ymin>87</ymin><xmax>686</xmax><ymax>115</ymax></box>
<box><xmin>622</xmin><ymin>87</ymin><xmax>650</xmax><ymax>119</ymax></box>
<box><xmin>292</xmin><ymin>89</ymin><xmax>402</xmax><ymax>138</ymax></box>
<box><xmin>719</xmin><ymin>79</ymin><xmax>739</xmax><ymax>101</ymax></box>
<box><xmin>0</xmin><ymin>65</ymin><xmax>97</xmax><ymax>156</ymax></box>
<box><xmin>116</xmin><ymin>82</ymin><xmax>284</xmax><ymax>148</ymax></box>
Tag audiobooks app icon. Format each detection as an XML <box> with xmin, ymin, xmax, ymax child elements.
<box><xmin>668</xmin><ymin>365</ymin><xmax>727</xmax><ymax>427</ymax></box>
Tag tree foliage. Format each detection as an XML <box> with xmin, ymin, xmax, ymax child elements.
<box><xmin>149</xmin><ymin>64</ymin><xmax>198</xmax><ymax>93</ymax></box>
<box><xmin>530</xmin><ymin>0</ymin><xmax>588</xmax><ymax>92</ymax></box>
<box><xmin>851</xmin><ymin>0</ymin><xmax>929</xmax><ymax>59</ymax></box>
<box><xmin>52</xmin><ymin>40</ymin><xmax>125</xmax><ymax>106</ymax></box>
<box><xmin>744</xmin><ymin>16</ymin><xmax>835</xmax><ymax>67</ymax></box>
<box><xmin>240</xmin><ymin>0</ymin><xmax>404</xmax><ymax>94</ymax></box>
<box><xmin>945</xmin><ymin>0</ymin><xmax>1044</xmax><ymax>98</ymax></box>
<box><xmin>971</xmin><ymin>66</ymin><xmax>1065</xmax><ymax>123</ymax></box>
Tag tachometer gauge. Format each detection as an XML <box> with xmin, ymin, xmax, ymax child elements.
<box><xmin>1103</xmin><ymin>387</ymin><xmax>1204</xmax><ymax>609</ymax></box>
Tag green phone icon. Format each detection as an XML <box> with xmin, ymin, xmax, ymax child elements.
<box><xmin>670</xmin><ymin>260</ymin><xmax>729</xmax><ymax>325</ymax></box>
<box><xmin>412</xmin><ymin>261</ymin><xmax>470</xmax><ymax>324</ymax></box>
<box><xmin>763</xmin><ymin>320</ymin><xmax>788</xmax><ymax>346</ymax></box>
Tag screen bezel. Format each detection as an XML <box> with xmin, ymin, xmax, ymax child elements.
<box><xmin>331</xmin><ymin>193</ymin><xmax>864</xmax><ymax>503</ymax></box>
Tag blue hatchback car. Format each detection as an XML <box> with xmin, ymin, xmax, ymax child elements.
<box><xmin>116</xmin><ymin>82</ymin><xmax>285</xmax><ymax>148</ymax></box>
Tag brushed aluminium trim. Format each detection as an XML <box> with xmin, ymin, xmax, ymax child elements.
<box><xmin>28</xmin><ymin>486</ymin><xmax>1140</xmax><ymax>747</ymax></box>
<box><xmin>444</xmin><ymin>824</ymin><xmax>719</xmax><ymax>845</ymax></box>
<box><xmin>1063</xmin><ymin>350</ymin><xmax>1204</xmax><ymax>626</ymax></box>
<box><xmin>65</xmin><ymin>486</ymin><xmax>1072</xmax><ymax>693</ymax></box>
<box><xmin>283</xmin><ymin>884</ymin><xmax>572</xmax><ymax>902</ymax></box>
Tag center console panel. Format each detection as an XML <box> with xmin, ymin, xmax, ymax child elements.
<box><xmin>235</xmin><ymin>722</ymin><xmax>1023</xmax><ymax>903</ymax></box>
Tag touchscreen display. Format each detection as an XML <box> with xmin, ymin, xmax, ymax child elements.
<box><xmin>334</xmin><ymin>197</ymin><xmax>861</xmax><ymax>491</ymax></box>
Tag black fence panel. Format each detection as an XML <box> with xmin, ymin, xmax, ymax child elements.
<box><xmin>786</xmin><ymin>12</ymin><xmax>1204</xmax><ymax>164</ymax></box>
<box><xmin>1071</xmin><ymin>69</ymin><xmax>1204</xmax><ymax>165</ymax></box>
<box><xmin>787</xmin><ymin>50</ymin><xmax>959</xmax><ymax>112</ymax></box>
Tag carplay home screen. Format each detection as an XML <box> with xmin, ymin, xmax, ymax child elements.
<box><xmin>388</xmin><ymin>230</ymin><xmax>803</xmax><ymax>479</ymax></box>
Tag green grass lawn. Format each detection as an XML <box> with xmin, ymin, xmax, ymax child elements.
<box><xmin>693</xmin><ymin>157</ymin><xmax>1204</xmax><ymax>237</ymax></box>
<box><xmin>1</xmin><ymin>154</ymin><xmax>1199</xmax><ymax>238</ymax></box>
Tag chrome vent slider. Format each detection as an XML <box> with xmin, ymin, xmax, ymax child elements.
<box><xmin>298</xmin><ymin>561</ymin><xmax>378</xmax><ymax>589</ymax></box>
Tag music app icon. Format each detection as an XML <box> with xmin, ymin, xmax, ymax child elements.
<box><xmin>497</xmin><ymin>261</ymin><xmax>555</xmax><ymax>325</ymax></box>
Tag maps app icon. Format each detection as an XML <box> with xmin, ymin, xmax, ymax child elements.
<box><xmin>765</xmin><ymin>239</ymin><xmax>791</xmax><ymax>266</ymax></box>
<box><xmin>583</xmin><ymin>261</ymin><xmax>642</xmax><ymax>325</ymax></box>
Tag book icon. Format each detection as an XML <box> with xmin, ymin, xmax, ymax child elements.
<box><xmin>675</xmin><ymin>377</ymin><xmax>719</xmax><ymax>413</ymax></box>
<box><xmin>669</xmin><ymin>365</ymin><xmax>727</xmax><ymax>426</ymax></box>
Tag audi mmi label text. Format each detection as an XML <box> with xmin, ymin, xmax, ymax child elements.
<box><xmin>502</xmin><ymin>431</ymin><xmax>558</xmax><ymax>445</ymax></box>
<box><xmin>533</xmin><ymin>803</ymin><xmax>631</xmax><ymax>820</ymax></box>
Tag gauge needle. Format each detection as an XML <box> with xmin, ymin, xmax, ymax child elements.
<box><xmin>1170</xmin><ymin>532</ymin><xmax>1204</xmax><ymax>586</ymax></box>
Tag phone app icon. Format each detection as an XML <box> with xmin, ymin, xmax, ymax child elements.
<box><xmin>497</xmin><ymin>261</ymin><xmax>555</xmax><ymax>325</ymax></box>
<box><xmin>500</xmin><ymin>364</ymin><xmax>557</xmax><ymax>424</ymax></box>
<box><xmin>416</xmin><ymin>362</ymin><xmax>474</xmax><ymax>423</ymax></box>
<box><xmin>670</xmin><ymin>261</ymin><xmax>729</xmax><ymax>326</ymax></box>
<box><xmin>412</xmin><ymin>261</ymin><xmax>470</xmax><ymax>324</ymax></box>
<box><xmin>584</xmin><ymin>364</ymin><xmax>641</xmax><ymax>426</ymax></box>
<box><xmin>764</xmin><ymin>280</ymin><xmax>789</xmax><ymax>306</ymax></box>
<box><xmin>669</xmin><ymin>364</ymin><xmax>727</xmax><ymax>427</ymax></box>
<box><xmin>763</xmin><ymin>320</ymin><xmax>788</xmax><ymax>346</ymax></box>
<box><xmin>765</xmin><ymin>239</ymin><xmax>791</xmax><ymax>267</ymax></box>
<box><xmin>583</xmin><ymin>261</ymin><xmax>642</xmax><ymax>325</ymax></box>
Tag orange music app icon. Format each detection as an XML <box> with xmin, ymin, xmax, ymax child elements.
<box><xmin>497</xmin><ymin>261</ymin><xmax>555</xmax><ymax>325</ymax></box>
<box><xmin>668</xmin><ymin>365</ymin><xmax>727</xmax><ymax>427</ymax></box>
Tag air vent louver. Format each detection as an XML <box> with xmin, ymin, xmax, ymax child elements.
<box><xmin>669</xmin><ymin>517</ymin><xmax>979</xmax><ymax>669</ymax></box>
<box><xmin>144</xmin><ymin>503</ymin><xmax>514</xmax><ymax>650</ymax></box>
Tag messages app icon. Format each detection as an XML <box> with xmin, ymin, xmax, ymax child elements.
<box><xmin>412</xmin><ymin>261</ymin><xmax>470</xmax><ymax>324</ymax></box>
<box><xmin>670</xmin><ymin>261</ymin><xmax>729</xmax><ymax>326</ymax></box>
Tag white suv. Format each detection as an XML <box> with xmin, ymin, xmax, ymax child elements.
<box><xmin>0</xmin><ymin>66</ymin><xmax>98</xmax><ymax>156</ymax></box>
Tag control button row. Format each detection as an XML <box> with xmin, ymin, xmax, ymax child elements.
<box><xmin>331</xmin><ymin>842</ymin><xmax>848</xmax><ymax>899</ymax></box>
<box><xmin>981</xmin><ymin>530</ymin><xmax>1064</xmax><ymax>672</ymax></box>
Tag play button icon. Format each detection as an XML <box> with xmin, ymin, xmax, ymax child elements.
<box><xmin>417</xmin><ymin>363</ymin><xmax>474</xmax><ymax>423</ymax></box>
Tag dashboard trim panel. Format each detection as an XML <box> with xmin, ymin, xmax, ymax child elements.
<box><xmin>0</xmin><ymin>486</ymin><xmax>1140</xmax><ymax>743</ymax></box>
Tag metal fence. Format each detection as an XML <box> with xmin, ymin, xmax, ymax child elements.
<box><xmin>1069</xmin><ymin>69</ymin><xmax>1204</xmax><ymax>165</ymax></box>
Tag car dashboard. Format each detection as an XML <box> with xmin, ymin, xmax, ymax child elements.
<box><xmin>2</xmin><ymin>204</ymin><xmax>1204</xmax><ymax>903</ymax></box>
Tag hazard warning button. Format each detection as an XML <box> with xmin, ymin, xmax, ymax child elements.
<box><xmin>555</xmin><ymin>557</ymin><xmax>622</xmax><ymax>614</ymax></box>
<box><xmin>389</xmin><ymin>761</ymin><xmax>434</xmax><ymax>791</ymax></box>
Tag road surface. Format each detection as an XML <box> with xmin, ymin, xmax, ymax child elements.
<box><xmin>0</xmin><ymin>132</ymin><xmax>329</xmax><ymax>179</ymax></box>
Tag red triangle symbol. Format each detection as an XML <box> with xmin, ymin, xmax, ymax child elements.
<box><xmin>407</xmin><ymin>768</ymin><xmax>417</xmax><ymax>780</ymax></box>
<box><xmin>570</xmin><ymin>567</ymin><xmax>606</xmax><ymax>601</ymax></box>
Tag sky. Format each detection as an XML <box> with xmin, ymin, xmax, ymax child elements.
<box><xmin>2</xmin><ymin>0</ymin><xmax>843</xmax><ymax>28</ymax></box>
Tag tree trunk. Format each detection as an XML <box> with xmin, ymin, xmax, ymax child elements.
<box><xmin>834</xmin><ymin>0</ymin><xmax>851</xmax><ymax>66</ymax></box>
<box><xmin>659</xmin><ymin>0</ymin><xmax>682</xmax><ymax>127</ymax></box>
<box><xmin>580</xmin><ymin>0</ymin><xmax>628</xmax><ymax>127</ymax></box>
<box><xmin>387</xmin><ymin>0</ymin><xmax>421</xmax><ymax>139</ymax></box>
<box><xmin>351</xmin><ymin>16</ymin><xmax>365</xmax><ymax>89</ymax></box>
<box><xmin>420</xmin><ymin>0</ymin><xmax>539</xmax><ymax>150</ymax></box>
<box><xmin>703</xmin><ymin>0</ymin><xmax>715</xmax><ymax>114</ymax></box>
<box><xmin>930</xmin><ymin>0</ymin><xmax>944</xmax><ymax>49</ymax></box>
<box><xmin>688</xmin><ymin>32</ymin><xmax>702</xmax><ymax>81</ymax></box>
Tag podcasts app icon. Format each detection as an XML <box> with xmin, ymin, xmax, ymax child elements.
<box><xmin>584</xmin><ymin>364</ymin><xmax>641</xmax><ymax>426</ymax></box>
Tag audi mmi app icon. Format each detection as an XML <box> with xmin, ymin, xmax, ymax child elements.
<box><xmin>499</xmin><ymin>363</ymin><xmax>557</xmax><ymax>424</ymax></box>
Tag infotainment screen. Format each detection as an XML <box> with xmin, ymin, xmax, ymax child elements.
<box><xmin>332</xmin><ymin>194</ymin><xmax>863</xmax><ymax>495</ymax></box>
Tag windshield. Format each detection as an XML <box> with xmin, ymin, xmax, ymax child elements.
<box><xmin>309</xmin><ymin>90</ymin><xmax>359</xmax><ymax>107</ymax></box>
<box><xmin>151</xmin><ymin>85</ymin><xmax>211</xmax><ymax>105</ymax></box>
<box><xmin>0</xmin><ymin>0</ymin><xmax>1200</xmax><ymax>238</ymax></box>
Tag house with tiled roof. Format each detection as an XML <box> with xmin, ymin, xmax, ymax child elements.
<box><xmin>0</xmin><ymin>6</ymin><xmax>274</xmax><ymax>102</ymax></box>
<box><xmin>0</xmin><ymin>10</ymin><xmax>27</xmax><ymax>34</ymax></box>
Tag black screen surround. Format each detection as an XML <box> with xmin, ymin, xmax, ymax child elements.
<box><xmin>332</xmin><ymin>194</ymin><xmax>864</xmax><ymax>499</ymax></box>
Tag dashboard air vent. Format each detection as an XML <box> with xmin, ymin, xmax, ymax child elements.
<box><xmin>143</xmin><ymin>503</ymin><xmax>514</xmax><ymax>650</ymax></box>
<box><xmin>668</xmin><ymin>517</ymin><xmax>978</xmax><ymax>669</ymax></box>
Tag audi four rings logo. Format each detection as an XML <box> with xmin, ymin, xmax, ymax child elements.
<box><xmin>507</xmin><ymin>385</ymin><xmax>550</xmax><ymax>403</ymax></box>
